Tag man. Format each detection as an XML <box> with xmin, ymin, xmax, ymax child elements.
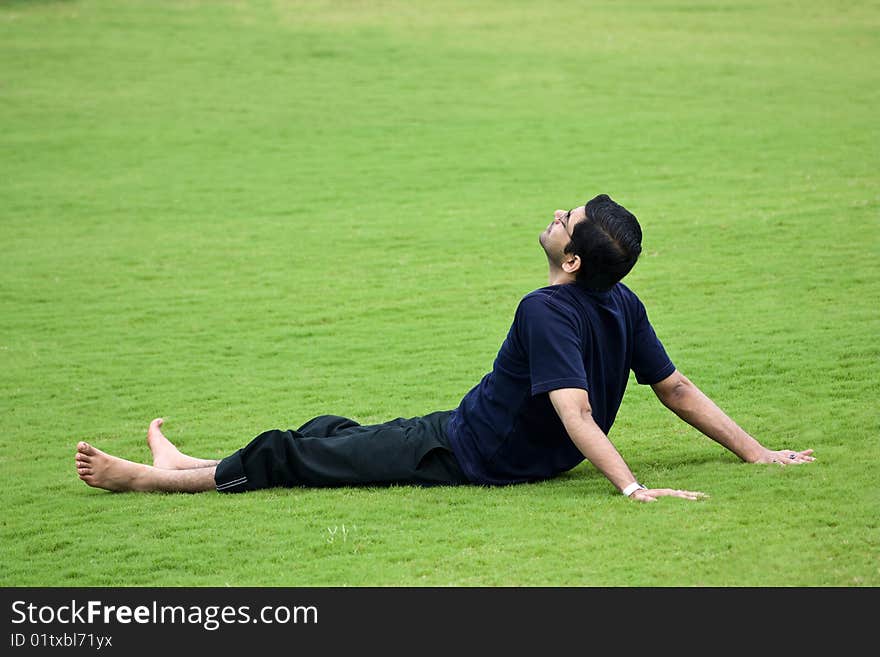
<box><xmin>75</xmin><ymin>194</ymin><xmax>815</xmax><ymax>502</ymax></box>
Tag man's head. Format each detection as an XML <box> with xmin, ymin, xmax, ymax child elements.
<box><xmin>539</xmin><ymin>194</ymin><xmax>642</xmax><ymax>292</ymax></box>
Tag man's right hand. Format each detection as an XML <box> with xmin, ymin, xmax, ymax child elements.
<box><xmin>630</xmin><ymin>488</ymin><xmax>708</xmax><ymax>503</ymax></box>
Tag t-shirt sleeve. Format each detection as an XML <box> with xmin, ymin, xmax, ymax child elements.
<box><xmin>516</xmin><ymin>295</ymin><xmax>589</xmax><ymax>395</ymax></box>
<box><xmin>631</xmin><ymin>297</ymin><xmax>676</xmax><ymax>385</ymax></box>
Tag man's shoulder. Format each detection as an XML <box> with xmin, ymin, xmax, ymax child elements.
<box><xmin>519</xmin><ymin>285</ymin><xmax>574</xmax><ymax>314</ymax></box>
<box><xmin>522</xmin><ymin>283</ymin><xmax>637</xmax><ymax>305</ymax></box>
<box><xmin>514</xmin><ymin>286</ymin><xmax>592</xmax><ymax>335</ymax></box>
<box><xmin>613</xmin><ymin>281</ymin><xmax>640</xmax><ymax>302</ymax></box>
<box><xmin>613</xmin><ymin>282</ymin><xmax>650</xmax><ymax>313</ymax></box>
<box><xmin>522</xmin><ymin>284</ymin><xmax>563</xmax><ymax>300</ymax></box>
<box><xmin>519</xmin><ymin>283</ymin><xmax>648</xmax><ymax>314</ymax></box>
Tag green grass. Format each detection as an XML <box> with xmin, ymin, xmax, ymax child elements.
<box><xmin>1</xmin><ymin>0</ymin><xmax>877</xmax><ymax>586</ymax></box>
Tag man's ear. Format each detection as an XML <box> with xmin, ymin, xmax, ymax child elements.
<box><xmin>561</xmin><ymin>254</ymin><xmax>581</xmax><ymax>275</ymax></box>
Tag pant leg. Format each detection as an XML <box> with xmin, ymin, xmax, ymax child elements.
<box><xmin>295</xmin><ymin>414</ymin><xmax>362</xmax><ymax>437</ymax></box>
<box><xmin>214</xmin><ymin>411</ymin><xmax>468</xmax><ymax>493</ymax></box>
<box><xmin>214</xmin><ymin>413</ymin><xmax>368</xmax><ymax>491</ymax></box>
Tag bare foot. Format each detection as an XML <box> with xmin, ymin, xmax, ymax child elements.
<box><xmin>147</xmin><ymin>418</ymin><xmax>220</xmax><ymax>470</ymax></box>
<box><xmin>148</xmin><ymin>418</ymin><xmax>186</xmax><ymax>469</ymax></box>
<box><xmin>76</xmin><ymin>442</ymin><xmax>152</xmax><ymax>492</ymax></box>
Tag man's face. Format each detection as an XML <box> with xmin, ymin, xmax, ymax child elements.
<box><xmin>539</xmin><ymin>205</ymin><xmax>588</xmax><ymax>262</ymax></box>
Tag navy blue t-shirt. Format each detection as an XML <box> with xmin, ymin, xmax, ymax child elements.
<box><xmin>446</xmin><ymin>282</ymin><xmax>675</xmax><ymax>485</ymax></box>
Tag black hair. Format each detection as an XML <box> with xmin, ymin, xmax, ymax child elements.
<box><xmin>565</xmin><ymin>194</ymin><xmax>643</xmax><ymax>292</ymax></box>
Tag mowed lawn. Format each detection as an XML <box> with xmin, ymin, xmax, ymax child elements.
<box><xmin>1</xmin><ymin>0</ymin><xmax>877</xmax><ymax>586</ymax></box>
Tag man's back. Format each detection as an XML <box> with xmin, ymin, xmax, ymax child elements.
<box><xmin>446</xmin><ymin>283</ymin><xmax>675</xmax><ymax>485</ymax></box>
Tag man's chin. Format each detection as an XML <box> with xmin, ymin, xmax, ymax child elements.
<box><xmin>538</xmin><ymin>235</ymin><xmax>553</xmax><ymax>259</ymax></box>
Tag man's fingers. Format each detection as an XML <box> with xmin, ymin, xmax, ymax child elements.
<box><xmin>773</xmin><ymin>449</ymin><xmax>816</xmax><ymax>465</ymax></box>
<box><xmin>787</xmin><ymin>449</ymin><xmax>816</xmax><ymax>464</ymax></box>
<box><xmin>641</xmin><ymin>488</ymin><xmax>708</xmax><ymax>501</ymax></box>
<box><xmin>766</xmin><ymin>448</ymin><xmax>816</xmax><ymax>466</ymax></box>
<box><xmin>797</xmin><ymin>449</ymin><xmax>816</xmax><ymax>462</ymax></box>
<box><xmin>668</xmin><ymin>489</ymin><xmax>708</xmax><ymax>500</ymax></box>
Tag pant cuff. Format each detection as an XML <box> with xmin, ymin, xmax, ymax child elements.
<box><xmin>214</xmin><ymin>450</ymin><xmax>249</xmax><ymax>493</ymax></box>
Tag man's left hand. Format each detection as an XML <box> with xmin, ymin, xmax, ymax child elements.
<box><xmin>755</xmin><ymin>448</ymin><xmax>816</xmax><ymax>465</ymax></box>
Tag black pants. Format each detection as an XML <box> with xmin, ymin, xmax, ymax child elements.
<box><xmin>214</xmin><ymin>410</ymin><xmax>469</xmax><ymax>493</ymax></box>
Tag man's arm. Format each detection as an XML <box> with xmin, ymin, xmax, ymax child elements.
<box><xmin>548</xmin><ymin>387</ymin><xmax>705</xmax><ymax>502</ymax></box>
<box><xmin>650</xmin><ymin>370</ymin><xmax>815</xmax><ymax>465</ymax></box>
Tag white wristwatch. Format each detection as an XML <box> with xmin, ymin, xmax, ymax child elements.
<box><xmin>622</xmin><ymin>482</ymin><xmax>647</xmax><ymax>497</ymax></box>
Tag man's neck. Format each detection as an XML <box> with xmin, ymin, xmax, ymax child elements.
<box><xmin>547</xmin><ymin>266</ymin><xmax>576</xmax><ymax>287</ymax></box>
